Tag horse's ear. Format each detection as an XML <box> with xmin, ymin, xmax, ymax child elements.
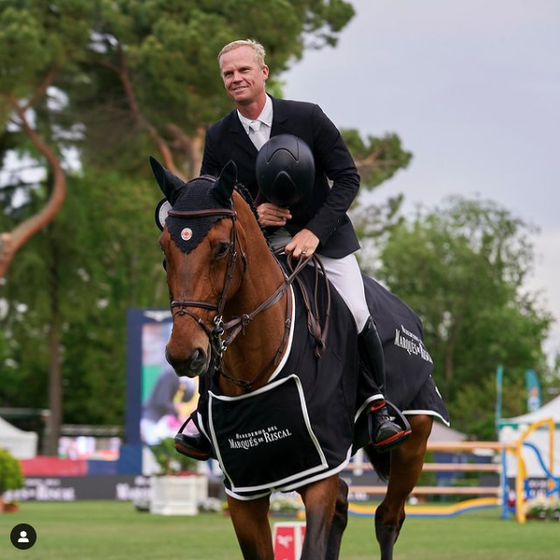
<box><xmin>149</xmin><ymin>156</ymin><xmax>185</xmax><ymax>205</ymax></box>
<box><xmin>212</xmin><ymin>160</ymin><xmax>237</xmax><ymax>206</ymax></box>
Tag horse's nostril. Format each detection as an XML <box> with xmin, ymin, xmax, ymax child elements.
<box><xmin>190</xmin><ymin>348</ymin><xmax>206</xmax><ymax>371</ymax></box>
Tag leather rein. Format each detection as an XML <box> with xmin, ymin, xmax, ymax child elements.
<box><xmin>167</xmin><ymin>206</ymin><xmax>296</xmax><ymax>392</ymax></box>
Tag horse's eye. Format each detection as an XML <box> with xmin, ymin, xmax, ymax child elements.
<box><xmin>216</xmin><ymin>241</ymin><xmax>230</xmax><ymax>259</ymax></box>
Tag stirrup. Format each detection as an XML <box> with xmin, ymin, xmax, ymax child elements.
<box><xmin>370</xmin><ymin>400</ymin><xmax>412</xmax><ymax>454</ymax></box>
<box><xmin>174</xmin><ymin>416</ymin><xmax>213</xmax><ymax>461</ymax></box>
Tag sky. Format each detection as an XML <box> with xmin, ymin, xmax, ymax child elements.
<box><xmin>283</xmin><ymin>0</ymin><xmax>560</xmax><ymax>362</ymax></box>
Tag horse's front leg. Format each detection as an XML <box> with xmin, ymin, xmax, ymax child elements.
<box><xmin>227</xmin><ymin>494</ymin><xmax>273</xmax><ymax>560</ymax></box>
<box><xmin>298</xmin><ymin>475</ymin><xmax>340</xmax><ymax>560</ymax></box>
<box><xmin>375</xmin><ymin>414</ymin><xmax>433</xmax><ymax>560</ymax></box>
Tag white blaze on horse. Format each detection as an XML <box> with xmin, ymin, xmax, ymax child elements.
<box><xmin>151</xmin><ymin>157</ymin><xmax>449</xmax><ymax>560</ymax></box>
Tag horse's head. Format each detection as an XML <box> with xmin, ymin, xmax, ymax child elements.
<box><xmin>151</xmin><ymin>158</ymin><xmax>246</xmax><ymax>378</ymax></box>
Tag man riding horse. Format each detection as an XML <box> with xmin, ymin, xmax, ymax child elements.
<box><xmin>175</xmin><ymin>38</ymin><xmax>411</xmax><ymax>460</ymax></box>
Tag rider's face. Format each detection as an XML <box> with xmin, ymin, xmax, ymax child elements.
<box><xmin>219</xmin><ymin>46</ymin><xmax>269</xmax><ymax>106</ymax></box>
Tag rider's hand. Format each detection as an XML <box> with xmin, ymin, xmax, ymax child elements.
<box><xmin>285</xmin><ymin>229</ymin><xmax>320</xmax><ymax>259</ymax></box>
<box><xmin>257</xmin><ymin>202</ymin><xmax>292</xmax><ymax>227</ymax></box>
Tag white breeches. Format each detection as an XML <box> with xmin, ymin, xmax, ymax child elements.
<box><xmin>317</xmin><ymin>253</ymin><xmax>369</xmax><ymax>332</ymax></box>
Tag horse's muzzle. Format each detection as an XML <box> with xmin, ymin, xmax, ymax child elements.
<box><xmin>165</xmin><ymin>346</ymin><xmax>209</xmax><ymax>378</ymax></box>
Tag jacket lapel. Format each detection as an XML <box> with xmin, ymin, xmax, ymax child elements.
<box><xmin>270</xmin><ymin>96</ymin><xmax>290</xmax><ymax>137</ymax></box>
<box><xmin>228</xmin><ymin>110</ymin><xmax>258</xmax><ymax>158</ymax></box>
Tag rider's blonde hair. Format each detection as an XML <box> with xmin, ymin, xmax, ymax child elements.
<box><xmin>218</xmin><ymin>39</ymin><xmax>267</xmax><ymax>71</ymax></box>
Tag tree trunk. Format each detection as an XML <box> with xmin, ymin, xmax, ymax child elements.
<box><xmin>46</xmin><ymin>311</ymin><xmax>62</xmax><ymax>456</ymax></box>
<box><xmin>166</xmin><ymin>125</ymin><xmax>205</xmax><ymax>179</ymax></box>
<box><xmin>188</xmin><ymin>127</ymin><xmax>205</xmax><ymax>179</ymax></box>
<box><xmin>0</xmin><ymin>96</ymin><xmax>66</xmax><ymax>279</ymax></box>
<box><xmin>45</xmin><ymin>231</ymin><xmax>62</xmax><ymax>456</ymax></box>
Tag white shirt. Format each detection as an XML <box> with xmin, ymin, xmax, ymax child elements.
<box><xmin>237</xmin><ymin>94</ymin><xmax>273</xmax><ymax>150</ymax></box>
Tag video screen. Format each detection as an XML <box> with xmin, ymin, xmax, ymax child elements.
<box><xmin>140</xmin><ymin>321</ymin><xmax>199</xmax><ymax>445</ymax></box>
<box><xmin>125</xmin><ymin>310</ymin><xmax>199</xmax><ymax>449</ymax></box>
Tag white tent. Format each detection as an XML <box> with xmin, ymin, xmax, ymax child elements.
<box><xmin>0</xmin><ymin>417</ymin><xmax>38</xmax><ymax>459</ymax></box>
<box><xmin>499</xmin><ymin>395</ymin><xmax>560</xmax><ymax>478</ymax></box>
<box><xmin>428</xmin><ymin>422</ymin><xmax>467</xmax><ymax>443</ymax></box>
<box><xmin>500</xmin><ymin>394</ymin><xmax>560</xmax><ymax>427</ymax></box>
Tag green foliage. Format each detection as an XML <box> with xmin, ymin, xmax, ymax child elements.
<box><xmin>525</xmin><ymin>498</ymin><xmax>560</xmax><ymax>521</ymax></box>
<box><xmin>342</xmin><ymin>130</ymin><xmax>413</xmax><ymax>190</ymax></box>
<box><xmin>149</xmin><ymin>438</ymin><xmax>197</xmax><ymax>475</ymax></box>
<box><xmin>0</xmin><ymin>448</ymin><xmax>24</xmax><ymax>493</ymax></box>
<box><xmin>344</xmin><ymin>129</ymin><xmax>411</xmax><ymax>253</ymax></box>
<box><xmin>372</xmin><ymin>196</ymin><xmax>553</xmax><ymax>438</ymax></box>
<box><xmin>0</xmin><ymin>1</ymin><xmax>94</xmax><ymax>96</ymax></box>
<box><xmin>66</xmin><ymin>0</ymin><xmax>355</xmax><ymax>175</ymax></box>
<box><xmin>0</xmin><ymin>171</ymin><xmax>168</xmax><ymax>424</ymax></box>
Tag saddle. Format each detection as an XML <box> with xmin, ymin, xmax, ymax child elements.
<box><xmin>274</xmin><ymin>250</ymin><xmax>332</xmax><ymax>359</ymax></box>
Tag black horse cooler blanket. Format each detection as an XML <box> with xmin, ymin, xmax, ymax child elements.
<box><xmin>199</xmin><ymin>261</ymin><xmax>449</xmax><ymax>500</ymax></box>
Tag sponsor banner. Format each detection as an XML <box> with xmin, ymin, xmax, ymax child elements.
<box><xmin>525</xmin><ymin>368</ymin><xmax>542</xmax><ymax>412</ymax></box>
<box><xmin>273</xmin><ymin>522</ymin><xmax>306</xmax><ymax>560</ymax></box>
<box><xmin>3</xmin><ymin>475</ymin><xmax>151</xmax><ymax>503</ymax></box>
<box><xmin>505</xmin><ymin>477</ymin><xmax>550</xmax><ymax>505</ymax></box>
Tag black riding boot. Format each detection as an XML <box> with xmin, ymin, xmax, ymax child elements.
<box><xmin>359</xmin><ymin>317</ymin><xmax>411</xmax><ymax>453</ymax></box>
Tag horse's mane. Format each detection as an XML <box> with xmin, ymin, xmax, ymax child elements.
<box><xmin>233</xmin><ymin>182</ymin><xmax>272</xmax><ymax>250</ymax></box>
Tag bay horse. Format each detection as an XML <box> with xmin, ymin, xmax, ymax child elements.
<box><xmin>151</xmin><ymin>157</ymin><xmax>444</xmax><ymax>560</ymax></box>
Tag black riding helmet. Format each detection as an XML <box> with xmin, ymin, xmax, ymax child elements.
<box><xmin>255</xmin><ymin>134</ymin><xmax>315</xmax><ymax>208</ymax></box>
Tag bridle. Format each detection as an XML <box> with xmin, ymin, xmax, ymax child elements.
<box><xmin>166</xmin><ymin>206</ymin><xmax>293</xmax><ymax>392</ymax></box>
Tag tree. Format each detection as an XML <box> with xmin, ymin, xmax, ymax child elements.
<box><xmin>348</xmin><ymin>131</ymin><xmax>412</xmax><ymax>263</ymax></box>
<box><xmin>1</xmin><ymin>1</ymin><xmax>358</xmax><ymax>273</ymax></box>
<box><xmin>0</xmin><ymin>170</ymin><xmax>167</xmax><ymax>430</ymax></box>
<box><xmin>372</xmin><ymin>196</ymin><xmax>553</xmax><ymax>437</ymax></box>
<box><xmin>0</xmin><ymin>0</ymin><xmax>95</xmax><ymax>277</ymax></box>
<box><xmin>343</xmin><ymin>130</ymin><xmax>412</xmax><ymax>190</ymax></box>
<box><xmin>66</xmin><ymin>0</ymin><xmax>356</xmax><ymax>178</ymax></box>
<box><xmin>0</xmin><ymin>0</ymin><xmax>94</xmax><ymax>450</ymax></box>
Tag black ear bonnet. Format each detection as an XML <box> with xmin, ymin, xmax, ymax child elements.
<box><xmin>150</xmin><ymin>158</ymin><xmax>237</xmax><ymax>254</ymax></box>
<box><xmin>165</xmin><ymin>177</ymin><xmax>225</xmax><ymax>254</ymax></box>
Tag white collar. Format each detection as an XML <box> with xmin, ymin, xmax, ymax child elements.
<box><xmin>237</xmin><ymin>94</ymin><xmax>273</xmax><ymax>133</ymax></box>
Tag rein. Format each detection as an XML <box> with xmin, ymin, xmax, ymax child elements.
<box><xmin>279</xmin><ymin>249</ymin><xmax>332</xmax><ymax>359</ymax></box>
